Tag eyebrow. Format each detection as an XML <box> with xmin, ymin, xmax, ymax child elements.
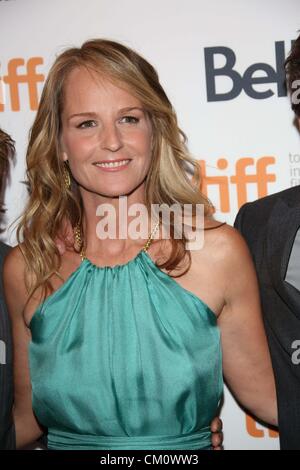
<box><xmin>68</xmin><ymin>107</ymin><xmax>145</xmax><ymax>120</ymax></box>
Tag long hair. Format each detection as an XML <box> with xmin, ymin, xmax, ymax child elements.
<box><xmin>16</xmin><ymin>38</ymin><xmax>215</xmax><ymax>301</ymax></box>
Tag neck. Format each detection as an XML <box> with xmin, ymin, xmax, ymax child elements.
<box><xmin>78</xmin><ymin>184</ymin><xmax>156</xmax><ymax>258</ymax></box>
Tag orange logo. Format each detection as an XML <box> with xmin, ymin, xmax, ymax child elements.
<box><xmin>193</xmin><ymin>157</ymin><xmax>276</xmax><ymax>211</ymax></box>
<box><xmin>246</xmin><ymin>414</ymin><xmax>279</xmax><ymax>438</ymax></box>
<box><xmin>0</xmin><ymin>57</ymin><xmax>45</xmax><ymax>111</ymax></box>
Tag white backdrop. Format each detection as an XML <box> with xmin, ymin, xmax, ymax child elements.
<box><xmin>1</xmin><ymin>0</ymin><xmax>300</xmax><ymax>450</ymax></box>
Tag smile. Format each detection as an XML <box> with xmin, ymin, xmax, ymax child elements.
<box><xmin>94</xmin><ymin>159</ymin><xmax>131</xmax><ymax>171</ymax></box>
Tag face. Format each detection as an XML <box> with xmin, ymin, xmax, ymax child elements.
<box><xmin>59</xmin><ymin>67</ymin><xmax>153</xmax><ymax>199</ymax></box>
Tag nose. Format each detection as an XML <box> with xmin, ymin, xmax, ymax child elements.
<box><xmin>100</xmin><ymin>123</ymin><xmax>123</xmax><ymax>152</ymax></box>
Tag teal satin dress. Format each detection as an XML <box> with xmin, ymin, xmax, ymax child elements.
<box><xmin>29</xmin><ymin>248</ymin><xmax>223</xmax><ymax>450</ymax></box>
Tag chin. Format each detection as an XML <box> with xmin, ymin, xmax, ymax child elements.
<box><xmin>98</xmin><ymin>180</ymin><xmax>146</xmax><ymax>198</ymax></box>
<box><xmin>95</xmin><ymin>186</ymin><xmax>138</xmax><ymax>198</ymax></box>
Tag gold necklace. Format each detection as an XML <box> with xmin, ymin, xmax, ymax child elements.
<box><xmin>142</xmin><ymin>219</ymin><xmax>160</xmax><ymax>253</ymax></box>
<box><xmin>74</xmin><ymin>219</ymin><xmax>160</xmax><ymax>262</ymax></box>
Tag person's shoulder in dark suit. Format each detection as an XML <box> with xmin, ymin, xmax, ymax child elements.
<box><xmin>0</xmin><ymin>241</ymin><xmax>11</xmax><ymax>263</ymax></box>
<box><xmin>234</xmin><ymin>186</ymin><xmax>300</xmax><ymax>450</ymax></box>
<box><xmin>234</xmin><ymin>186</ymin><xmax>300</xmax><ymax>243</ymax></box>
<box><xmin>0</xmin><ymin>240</ymin><xmax>16</xmax><ymax>449</ymax></box>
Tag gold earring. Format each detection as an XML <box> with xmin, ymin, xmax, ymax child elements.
<box><xmin>63</xmin><ymin>162</ymin><xmax>71</xmax><ymax>190</ymax></box>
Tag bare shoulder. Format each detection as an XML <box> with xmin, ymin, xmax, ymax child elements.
<box><xmin>203</xmin><ymin>217</ymin><xmax>251</xmax><ymax>260</ymax></box>
<box><xmin>204</xmin><ymin>219</ymin><xmax>258</xmax><ymax>293</ymax></box>
<box><xmin>198</xmin><ymin>218</ymin><xmax>258</xmax><ymax>310</ymax></box>
<box><xmin>3</xmin><ymin>243</ymin><xmax>28</xmax><ymax>316</ymax></box>
<box><xmin>179</xmin><ymin>218</ymin><xmax>253</xmax><ymax>317</ymax></box>
<box><xmin>3</xmin><ymin>243</ymin><xmax>26</xmax><ymax>279</ymax></box>
<box><xmin>199</xmin><ymin>218</ymin><xmax>255</xmax><ymax>290</ymax></box>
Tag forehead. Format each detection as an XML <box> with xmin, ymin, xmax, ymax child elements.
<box><xmin>61</xmin><ymin>66</ymin><xmax>142</xmax><ymax>112</ymax></box>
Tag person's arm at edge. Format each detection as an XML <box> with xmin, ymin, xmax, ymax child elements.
<box><xmin>3</xmin><ymin>246</ymin><xmax>44</xmax><ymax>448</ymax></box>
<box><xmin>217</xmin><ymin>225</ymin><xmax>278</xmax><ymax>427</ymax></box>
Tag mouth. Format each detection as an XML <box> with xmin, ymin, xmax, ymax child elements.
<box><xmin>93</xmin><ymin>159</ymin><xmax>131</xmax><ymax>171</ymax></box>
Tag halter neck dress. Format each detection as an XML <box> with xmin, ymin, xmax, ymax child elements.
<box><xmin>28</xmin><ymin>233</ymin><xmax>223</xmax><ymax>450</ymax></box>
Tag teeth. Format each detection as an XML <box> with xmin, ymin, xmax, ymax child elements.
<box><xmin>95</xmin><ymin>159</ymin><xmax>130</xmax><ymax>168</ymax></box>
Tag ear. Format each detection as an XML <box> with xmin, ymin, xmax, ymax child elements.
<box><xmin>61</xmin><ymin>151</ymin><xmax>68</xmax><ymax>162</ymax></box>
<box><xmin>58</xmin><ymin>149</ymin><xmax>68</xmax><ymax>162</ymax></box>
<box><xmin>58</xmin><ymin>135</ymin><xmax>68</xmax><ymax>162</ymax></box>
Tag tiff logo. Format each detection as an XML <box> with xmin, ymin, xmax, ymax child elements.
<box><xmin>192</xmin><ymin>156</ymin><xmax>276</xmax><ymax>212</ymax></box>
<box><xmin>246</xmin><ymin>414</ymin><xmax>278</xmax><ymax>438</ymax></box>
<box><xmin>0</xmin><ymin>57</ymin><xmax>45</xmax><ymax>111</ymax></box>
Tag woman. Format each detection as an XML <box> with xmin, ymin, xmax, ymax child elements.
<box><xmin>3</xmin><ymin>39</ymin><xmax>277</xmax><ymax>450</ymax></box>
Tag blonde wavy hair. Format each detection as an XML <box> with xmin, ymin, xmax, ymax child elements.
<box><xmin>16</xmin><ymin>38</ymin><xmax>215</xmax><ymax>302</ymax></box>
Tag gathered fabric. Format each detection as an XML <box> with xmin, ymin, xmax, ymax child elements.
<box><xmin>29</xmin><ymin>249</ymin><xmax>223</xmax><ymax>450</ymax></box>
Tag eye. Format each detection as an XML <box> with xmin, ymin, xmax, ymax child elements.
<box><xmin>76</xmin><ymin>120</ymin><xmax>97</xmax><ymax>129</ymax></box>
<box><xmin>119</xmin><ymin>116</ymin><xmax>140</xmax><ymax>124</ymax></box>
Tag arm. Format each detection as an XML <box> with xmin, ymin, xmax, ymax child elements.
<box><xmin>217</xmin><ymin>226</ymin><xmax>278</xmax><ymax>427</ymax></box>
<box><xmin>3</xmin><ymin>246</ymin><xmax>45</xmax><ymax>448</ymax></box>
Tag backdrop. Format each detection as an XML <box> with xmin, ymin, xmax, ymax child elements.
<box><xmin>1</xmin><ymin>0</ymin><xmax>300</xmax><ymax>450</ymax></box>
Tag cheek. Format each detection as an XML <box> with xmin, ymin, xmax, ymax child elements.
<box><xmin>63</xmin><ymin>131</ymin><xmax>96</xmax><ymax>159</ymax></box>
<box><xmin>129</xmin><ymin>129</ymin><xmax>152</xmax><ymax>159</ymax></box>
